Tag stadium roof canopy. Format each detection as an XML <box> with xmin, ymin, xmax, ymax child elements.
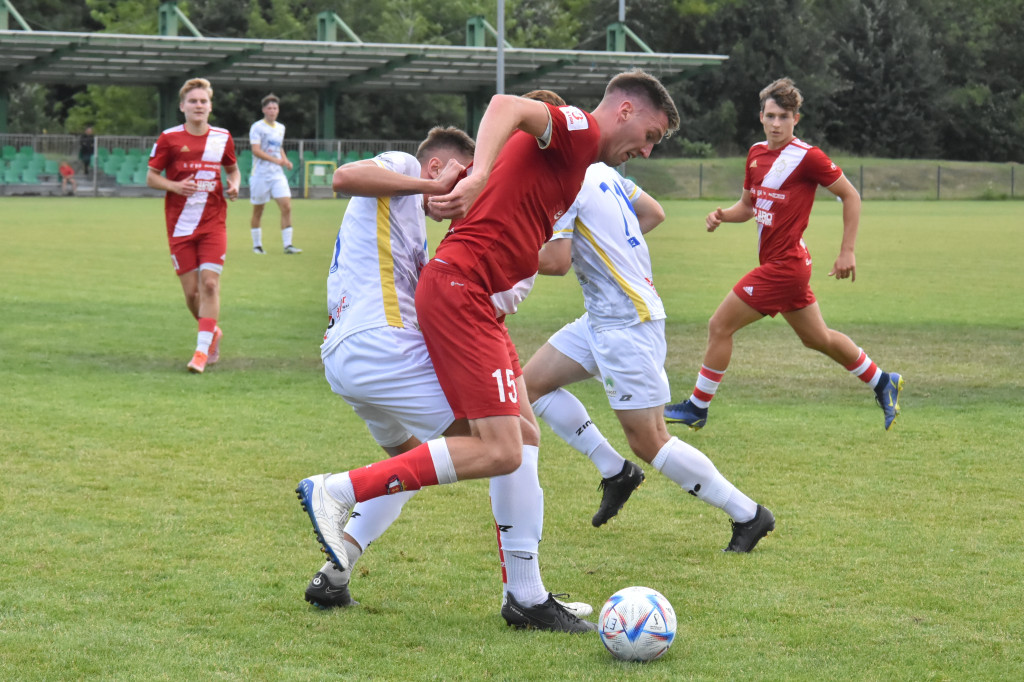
<box><xmin>0</xmin><ymin>28</ymin><xmax>727</xmax><ymax>135</ymax></box>
<box><xmin>0</xmin><ymin>30</ymin><xmax>725</xmax><ymax>95</ymax></box>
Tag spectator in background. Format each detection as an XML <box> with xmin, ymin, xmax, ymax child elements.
<box><xmin>58</xmin><ymin>161</ymin><xmax>77</xmax><ymax>195</ymax></box>
<box><xmin>79</xmin><ymin>127</ymin><xmax>94</xmax><ymax>174</ymax></box>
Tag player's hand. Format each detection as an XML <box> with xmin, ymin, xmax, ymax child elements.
<box><xmin>706</xmin><ymin>207</ymin><xmax>725</xmax><ymax>232</ymax></box>
<box><xmin>175</xmin><ymin>177</ymin><xmax>199</xmax><ymax>197</ymax></box>
<box><xmin>428</xmin><ymin>173</ymin><xmax>486</xmax><ymax>220</ymax></box>
<box><xmin>433</xmin><ymin>158</ymin><xmax>467</xmax><ymax>195</ymax></box>
<box><xmin>225</xmin><ymin>181</ymin><xmax>239</xmax><ymax>201</ymax></box>
<box><xmin>828</xmin><ymin>251</ymin><xmax>856</xmax><ymax>281</ymax></box>
<box><xmin>282</xmin><ymin>158</ymin><xmax>293</xmax><ymax>170</ymax></box>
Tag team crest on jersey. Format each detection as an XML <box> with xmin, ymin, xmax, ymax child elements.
<box><xmin>559</xmin><ymin>106</ymin><xmax>589</xmax><ymax>131</ymax></box>
<box><xmin>385</xmin><ymin>475</ymin><xmax>406</xmax><ymax>495</ymax></box>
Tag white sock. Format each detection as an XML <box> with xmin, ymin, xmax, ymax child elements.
<box><xmin>324</xmin><ymin>472</ymin><xmax>357</xmax><ymax>508</ymax></box>
<box><xmin>504</xmin><ymin>551</ymin><xmax>546</xmax><ymax>607</ymax></box>
<box><xmin>196</xmin><ymin>330</ymin><xmax>213</xmax><ymax>354</ymax></box>
<box><xmin>532</xmin><ymin>388</ymin><xmax>625</xmax><ymax>478</ymax></box>
<box><xmin>251</xmin><ymin>227</ymin><xmax>262</xmax><ymax>248</ymax></box>
<box><xmin>282</xmin><ymin>226</ymin><xmax>294</xmax><ymax>247</ymax></box>
<box><xmin>344</xmin><ymin>491</ymin><xmax>416</xmax><ymax>550</ymax></box>
<box><xmin>318</xmin><ymin>537</ymin><xmax>362</xmax><ymax>586</ymax></box>
<box><xmin>490</xmin><ymin>445</ymin><xmax>546</xmax><ymax>606</ymax></box>
<box><xmin>652</xmin><ymin>437</ymin><xmax>756</xmax><ymax>523</ymax></box>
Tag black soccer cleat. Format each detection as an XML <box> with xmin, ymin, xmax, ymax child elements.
<box><xmin>501</xmin><ymin>592</ymin><xmax>598</xmax><ymax>633</ymax></box>
<box><xmin>592</xmin><ymin>460</ymin><xmax>645</xmax><ymax>527</ymax></box>
<box><xmin>724</xmin><ymin>504</ymin><xmax>775</xmax><ymax>553</ymax></box>
<box><xmin>304</xmin><ymin>571</ymin><xmax>358</xmax><ymax>609</ymax></box>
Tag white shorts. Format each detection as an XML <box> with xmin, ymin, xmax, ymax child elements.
<box><xmin>249</xmin><ymin>174</ymin><xmax>291</xmax><ymax>205</ymax></box>
<box><xmin>548</xmin><ymin>314</ymin><xmax>670</xmax><ymax>410</ymax></box>
<box><xmin>322</xmin><ymin>326</ymin><xmax>455</xmax><ymax>448</ymax></box>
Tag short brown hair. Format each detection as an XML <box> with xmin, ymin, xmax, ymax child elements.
<box><xmin>605</xmin><ymin>69</ymin><xmax>679</xmax><ymax>134</ymax></box>
<box><xmin>416</xmin><ymin>126</ymin><xmax>475</xmax><ymax>163</ymax></box>
<box><xmin>521</xmin><ymin>89</ymin><xmax>565</xmax><ymax>107</ymax></box>
<box><xmin>261</xmin><ymin>93</ymin><xmax>280</xmax><ymax>108</ymax></box>
<box><xmin>759</xmin><ymin>78</ymin><xmax>803</xmax><ymax>113</ymax></box>
<box><xmin>179</xmin><ymin>77</ymin><xmax>213</xmax><ymax>102</ymax></box>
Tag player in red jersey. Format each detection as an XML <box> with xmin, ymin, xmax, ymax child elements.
<box><xmin>665</xmin><ymin>77</ymin><xmax>903</xmax><ymax>431</ymax></box>
<box><xmin>147</xmin><ymin>78</ymin><xmax>240</xmax><ymax>374</ymax></box>
<box><xmin>297</xmin><ymin>70</ymin><xmax>679</xmax><ymax>632</ymax></box>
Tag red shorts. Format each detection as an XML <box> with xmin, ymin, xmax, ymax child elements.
<box><xmin>168</xmin><ymin>229</ymin><xmax>227</xmax><ymax>276</ymax></box>
<box><xmin>733</xmin><ymin>258</ymin><xmax>816</xmax><ymax>317</ymax></box>
<box><xmin>415</xmin><ymin>261</ymin><xmax>523</xmax><ymax>420</ymax></box>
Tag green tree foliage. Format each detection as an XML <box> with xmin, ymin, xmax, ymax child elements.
<box><xmin>6</xmin><ymin>0</ymin><xmax>1022</xmax><ymax>161</ymax></box>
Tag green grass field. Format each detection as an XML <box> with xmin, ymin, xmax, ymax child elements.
<box><xmin>2</xmin><ymin>196</ymin><xmax>1022</xmax><ymax>680</ymax></box>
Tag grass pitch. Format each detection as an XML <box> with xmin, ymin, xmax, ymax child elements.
<box><xmin>1</xmin><ymin>196</ymin><xmax>1022</xmax><ymax>680</ymax></box>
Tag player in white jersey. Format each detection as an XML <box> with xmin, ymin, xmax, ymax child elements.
<box><xmin>523</xmin><ymin>162</ymin><xmax>775</xmax><ymax>552</ymax></box>
<box><xmin>302</xmin><ymin>126</ymin><xmax>594</xmax><ymax>629</ymax></box>
<box><xmin>248</xmin><ymin>94</ymin><xmax>301</xmax><ymax>254</ymax></box>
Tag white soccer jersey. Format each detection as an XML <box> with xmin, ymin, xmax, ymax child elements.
<box><xmin>321</xmin><ymin>151</ymin><xmax>428</xmax><ymax>355</ymax></box>
<box><xmin>550</xmin><ymin>163</ymin><xmax>665</xmax><ymax>330</ymax></box>
<box><xmin>248</xmin><ymin>118</ymin><xmax>287</xmax><ymax>180</ymax></box>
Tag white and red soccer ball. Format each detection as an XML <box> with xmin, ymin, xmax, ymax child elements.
<box><xmin>598</xmin><ymin>586</ymin><xmax>677</xmax><ymax>662</ymax></box>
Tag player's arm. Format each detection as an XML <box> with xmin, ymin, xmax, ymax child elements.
<box><xmin>825</xmin><ymin>174</ymin><xmax>861</xmax><ymax>281</ymax></box>
<box><xmin>635</xmin><ymin>192</ymin><xmax>666</xmax><ymax>234</ymax></box>
<box><xmin>538</xmin><ymin>238</ymin><xmax>572</xmax><ymax>276</ymax></box>
<box><xmin>223</xmin><ymin>163</ymin><xmax>241</xmax><ymax>201</ymax></box>
<box><xmin>428</xmin><ymin>95</ymin><xmax>551</xmax><ymax>219</ymax></box>
<box><xmin>278</xmin><ymin>147</ymin><xmax>293</xmax><ymax>170</ymax></box>
<box><xmin>706</xmin><ymin>190</ymin><xmax>755</xmax><ymax>232</ymax></box>
<box><xmin>333</xmin><ymin>159</ymin><xmax>463</xmax><ymax>197</ymax></box>
<box><xmin>146</xmin><ymin>166</ymin><xmax>198</xmax><ymax>196</ymax></box>
<box><xmin>250</xmin><ymin>142</ymin><xmax>282</xmax><ymax>165</ymax></box>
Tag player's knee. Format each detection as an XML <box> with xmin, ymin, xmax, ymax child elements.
<box><xmin>486</xmin><ymin>442</ymin><xmax>522</xmax><ymax>476</ymax></box>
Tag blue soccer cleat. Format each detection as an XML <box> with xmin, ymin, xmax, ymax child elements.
<box><xmin>876</xmin><ymin>372</ymin><xmax>904</xmax><ymax>431</ymax></box>
<box><xmin>663</xmin><ymin>399</ymin><xmax>709</xmax><ymax>430</ymax></box>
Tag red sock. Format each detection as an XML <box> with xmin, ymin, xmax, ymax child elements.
<box><xmin>349</xmin><ymin>443</ymin><xmax>440</xmax><ymax>502</ymax></box>
<box><xmin>845</xmin><ymin>349</ymin><xmax>881</xmax><ymax>387</ymax></box>
<box><xmin>198</xmin><ymin>317</ymin><xmax>217</xmax><ymax>334</ymax></box>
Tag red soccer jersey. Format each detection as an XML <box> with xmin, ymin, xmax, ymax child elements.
<box><xmin>434</xmin><ymin>103</ymin><xmax>601</xmax><ymax>313</ymax></box>
<box><xmin>744</xmin><ymin>138</ymin><xmax>843</xmax><ymax>264</ymax></box>
<box><xmin>149</xmin><ymin>125</ymin><xmax>237</xmax><ymax>239</ymax></box>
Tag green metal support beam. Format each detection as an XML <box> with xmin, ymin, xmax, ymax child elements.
<box><xmin>315</xmin><ymin>11</ymin><xmax>364</xmax><ymax>139</ymax></box>
<box><xmin>195</xmin><ymin>47</ymin><xmax>262</xmax><ymax>77</ymax></box>
<box><xmin>1</xmin><ymin>0</ymin><xmax>33</xmax><ymax>31</ymax></box>
<box><xmin>158</xmin><ymin>80</ymin><xmax>180</xmax><ymax>132</ymax></box>
<box><xmin>606</xmin><ymin>22</ymin><xmax>653</xmax><ymax>53</ymax></box>
<box><xmin>159</xmin><ymin>1</ymin><xmax>202</xmax><ymax>38</ymax></box>
<box><xmin>0</xmin><ymin>80</ymin><xmax>9</xmax><ymax>134</ymax></box>
<box><xmin>466</xmin><ymin>15</ymin><xmax>511</xmax><ymax>49</ymax></box>
<box><xmin>316</xmin><ymin>11</ymin><xmax>362</xmax><ymax>43</ymax></box>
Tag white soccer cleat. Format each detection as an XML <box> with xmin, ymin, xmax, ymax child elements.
<box><xmin>553</xmin><ymin>593</ymin><xmax>594</xmax><ymax>618</ymax></box>
<box><xmin>296</xmin><ymin>474</ymin><xmax>351</xmax><ymax>572</ymax></box>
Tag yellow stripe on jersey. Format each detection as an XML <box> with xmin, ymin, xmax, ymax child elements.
<box><xmin>574</xmin><ymin>218</ymin><xmax>652</xmax><ymax>322</ymax></box>
<box><xmin>376</xmin><ymin>197</ymin><xmax>403</xmax><ymax>328</ymax></box>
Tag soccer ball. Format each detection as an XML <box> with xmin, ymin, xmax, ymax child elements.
<box><xmin>598</xmin><ymin>586</ymin><xmax>677</xmax><ymax>662</ymax></box>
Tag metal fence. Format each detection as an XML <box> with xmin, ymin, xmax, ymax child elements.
<box><xmin>625</xmin><ymin>159</ymin><xmax>1020</xmax><ymax>201</ymax></box>
<box><xmin>0</xmin><ymin>133</ymin><xmax>419</xmax><ymax>196</ymax></box>
<box><xmin>2</xmin><ymin>133</ymin><xmax>1020</xmax><ymax>200</ymax></box>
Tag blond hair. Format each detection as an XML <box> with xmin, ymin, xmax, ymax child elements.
<box><xmin>179</xmin><ymin>78</ymin><xmax>213</xmax><ymax>102</ymax></box>
<box><xmin>521</xmin><ymin>89</ymin><xmax>565</xmax><ymax>107</ymax></box>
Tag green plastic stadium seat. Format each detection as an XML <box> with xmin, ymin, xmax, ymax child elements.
<box><xmin>20</xmin><ymin>170</ymin><xmax>39</xmax><ymax>183</ymax></box>
<box><xmin>132</xmin><ymin>168</ymin><xmax>148</xmax><ymax>185</ymax></box>
<box><xmin>2</xmin><ymin>168</ymin><xmax>17</xmax><ymax>183</ymax></box>
<box><xmin>116</xmin><ymin>168</ymin><xmax>133</xmax><ymax>185</ymax></box>
<box><xmin>18</xmin><ymin>145</ymin><xmax>34</xmax><ymax>155</ymax></box>
<box><xmin>111</xmin><ymin>147</ymin><xmax>126</xmax><ymax>158</ymax></box>
<box><xmin>342</xmin><ymin>151</ymin><xmax>360</xmax><ymax>164</ymax></box>
<box><xmin>44</xmin><ymin>160</ymin><xmax>59</xmax><ymax>174</ymax></box>
<box><xmin>361</xmin><ymin>150</ymin><xmax>375</xmax><ymax>160</ymax></box>
<box><xmin>2</xmin><ymin>145</ymin><xmax>16</xmax><ymax>160</ymax></box>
